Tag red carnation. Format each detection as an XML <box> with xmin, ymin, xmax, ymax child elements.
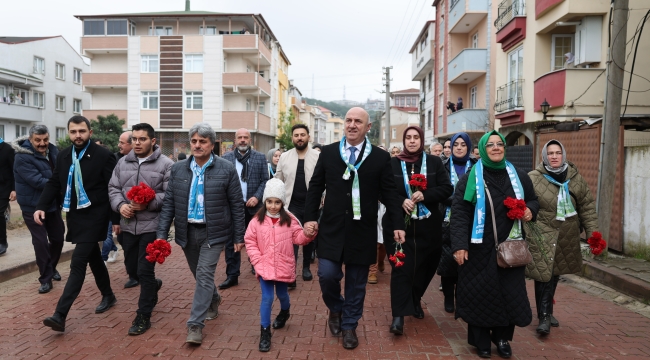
<box><xmin>504</xmin><ymin>197</ymin><xmax>527</xmax><ymax>220</ymax></box>
<box><xmin>395</xmin><ymin>261</ymin><xmax>405</xmax><ymax>268</ymax></box>
<box><xmin>408</xmin><ymin>174</ymin><xmax>428</xmax><ymax>191</ymax></box>
<box><xmin>127</xmin><ymin>182</ymin><xmax>156</xmax><ymax>205</ymax></box>
<box><xmin>587</xmin><ymin>232</ymin><xmax>607</xmax><ymax>256</ymax></box>
<box><xmin>146</xmin><ymin>239</ymin><xmax>172</xmax><ymax>264</ymax></box>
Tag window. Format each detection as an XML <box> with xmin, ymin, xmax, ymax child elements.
<box><xmin>14</xmin><ymin>88</ymin><xmax>28</xmax><ymax>105</ymax></box>
<box><xmin>428</xmin><ymin>71</ymin><xmax>433</xmax><ymax>91</ymax></box>
<box><xmin>55</xmin><ymin>63</ymin><xmax>65</xmax><ymax>80</ymax></box>
<box><xmin>15</xmin><ymin>125</ymin><xmax>27</xmax><ymax>138</ymax></box>
<box><xmin>73</xmin><ymin>68</ymin><xmax>82</xmax><ymax>84</ymax></box>
<box><xmin>199</xmin><ymin>26</ymin><xmax>217</xmax><ymax>35</ymax></box>
<box><xmin>148</xmin><ymin>26</ymin><xmax>173</xmax><ymax>35</ymax></box>
<box><xmin>56</xmin><ymin>127</ymin><xmax>66</xmax><ymax>141</ymax></box>
<box><xmin>259</xmin><ymin>70</ymin><xmax>265</xmax><ymax>79</ymax></box>
<box><xmin>422</xmin><ymin>78</ymin><xmax>427</xmax><ymax>94</ymax></box>
<box><xmin>185</xmin><ymin>92</ymin><xmax>203</xmax><ymax>109</ymax></box>
<box><xmin>470</xmin><ymin>86</ymin><xmax>477</xmax><ymax>109</ymax></box>
<box><xmin>73</xmin><ymin>99</ymin><xmax>81</xmax><ymax>113</ymax></box>
<box><xmin>84</xmin><ymin>20</ymin><xmax>105</xmax><ymax>35</ymax></box>
<box><xmin>56</xmin><ymin>96</ymin><xmax>65</xmax><ymax>111</ymax></box>
<box><xmin>107</xmin><ymin>20</ymin><xmax>128</xmax><ymax>35</ymax></box>
<box><xmin>185</xmin><ymin>54</ymin><xmax>203</xmax><ymax>72</ymax></box>
<box><xmin>427</xmin><ymin>110</ymin><xmax>432</xmax><ymax>129</ymax></box>
<box><xmin>508</xmin><ymin>47</ymin><xmax>524</xmax><ymax>104</ymax></box>
<box><xmin>472</xmin><ymin>32</ymin><xmax>479</xmax><ymax>48</ymax></box>
<box><xmin>246</xmin><ymin>98</ymin><xmax>252</xmax><ymax>111</ymax></box>
<box><xmin>392</xmin><ymin>128</ymin><xmax>396</xmax><ymax>139</ymax></box>
<box><xmin>406</xmin><ymin>97</ymin><xmax>412</xmax><ymax>106</ymax></box>
<box><xmin>141</xmin><ymin>55</ymin><xmax>159</xmax><ymax>73</ymax></box>
<box><xmin>439</xmin><ymin>48</ymin><xmax>445</xmax><ymax>70</ymax></box>
<box><xmin>141</xmin><ymin>92</ymin><xmax>158</xmax><ymax>109</ymax></box>
<box><xmin>130</xmin><ymin>22</ymin><xmax>137</xmax><ymax>36</ymax></box>
<box><xmin>33</xmin><ymin>92</ymin><xmax>44</xmax><ymax>108</ymax></box>
<box><xmin>551</xmin><ymin>34</ymin><xmax>574</xmax><ymax>70</ymax></box>
<box><xmin>258</xmin><ymin>101</ymin><xmax>265</xmax><ymax>114</ymax></box>
<box><xmin>34</xmin><ymin>57</ymin><xmax>45</xmax><ymax>75</ymax></box>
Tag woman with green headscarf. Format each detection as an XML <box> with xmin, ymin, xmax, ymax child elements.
<box><xmin>450</xmin><ymin>130</ymin><xmax>539</xmax><ymax>358</ymax></box>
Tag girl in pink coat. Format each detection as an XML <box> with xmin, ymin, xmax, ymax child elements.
<box><xmin>244</xmin><ymin>178</ymin><xmax>317</xmax><ymax>352</ymax></box>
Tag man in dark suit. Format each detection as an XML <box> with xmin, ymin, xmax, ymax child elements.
<box><xmin>219</xmin><ymin>128</ymin><xmax>269</xmax><ymax>289</ymax></box>
<box><xmin>0</xmin><ymin>135</ymin><xmax>15</xmax><ymax>256</ymax></box>
<box><xmin>36</xmin><ymin>116</ymin><xmax>117</xmax><ymax>332</ymax></box>
<box><xmin>303</xmin><ymin>107</ymin><xmax>405</xmax><ymax>349</ymax></box>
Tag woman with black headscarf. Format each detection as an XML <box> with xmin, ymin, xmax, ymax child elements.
<box><xmin>437</xmin><ymin>132</ymin><xmax>476</xmax><ymax>314</ymax></box>
<box><xmin>526</xmin><ymin>139</ymin><xmax>598</xmax><ymax>336</ymax></box>
<box><xmin>266</xmin><ymin>148</ymin><xmax>282</xmax><ymax>178</ymax></box>
<box><xmin>383</xmin><ymin>126</ymin><xmax>453</xmax><ymax>335</ymax></box>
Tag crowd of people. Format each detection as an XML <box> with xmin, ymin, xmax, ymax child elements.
<box><xmin>0</xmin><ymin>107</ymin><xmax>599</xmax><ymax>358</ymax></box>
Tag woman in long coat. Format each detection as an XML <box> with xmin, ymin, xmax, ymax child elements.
<box><xmin>437</xmin><ymin>132</ymin><xmax>476</xmax><ymax>313</ymax></box>
<box><xmin>383</xmin><ymin>126</ymin><xmax>453</xmax><ymax>335</ymax></box>
<box><xmin>451</xmin><ymin>130</ymin><xmax>539</xmax><ymax>358</ymax></box>
<box><xmin>526</xmin><ymin>139</ymin><xmax>598</xmax><ymax>335</ymax></box>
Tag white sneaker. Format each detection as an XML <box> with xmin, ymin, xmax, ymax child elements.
<box><xmin>107</xmin><ymin>250</ymin><xmax>118</xmax><ymax>263</ymax></box>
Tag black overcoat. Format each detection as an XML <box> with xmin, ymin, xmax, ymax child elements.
<box><xmin>304</xmin><ymin>141</ymin><xmax>404</xmax><ymax>266</ymax></box>
<box><xmin>36</xmin><ymin>141</ymin><xmax>116</xmax><ymax>244</ymax></box>
<box><xmin>450</xmin><ymin>166</ymin><xmax>539</xmax><ymax>328</ymax></box>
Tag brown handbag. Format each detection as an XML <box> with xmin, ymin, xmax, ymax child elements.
<box><xmin>484</xmin><ymin>186</ymin><xmax>533</xmax><ymax>268</ymax></box>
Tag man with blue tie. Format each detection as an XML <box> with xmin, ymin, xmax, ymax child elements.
<box><xmin>303</xmin><ymin>107</ymin><xmax>405</xmax><ymax>349</ymax></box>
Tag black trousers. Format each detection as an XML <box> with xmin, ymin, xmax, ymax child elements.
<box><xmin>441</xmin><ymin>275</ymin><xmax>457</xmax><ymax>301</ymax></box>
<box><xmin>122</xmin><ymin>231</ymin><xmax>140</xmax><ymax>282</ymax></box>
<box><xmin>55</xmin><ymin>242</ymin><xmax>113</xmax><ymax>318</ymax></box>
<box><xmin>225</xmin><ymin>209</ymin><xmax>253</xmax><ymax>278</ymax></box>
<box><xmin>467</xmin><ymin>324</ymin><xmax>515</xmax><ymax>352</ymax></box>
<box><xmin>289</xmin><ymin>209</ymin><xmax>314</xmax><ymax>269</ymax></box>
<box><xmin>534</xmin><ymin>275</ymin><xmax>560</xmax><ymax>318</ymax></box>
<box><xmin>122</xmin><ymin>232</ymin><xmax>158</xmax><ymax>315</ymax></box>
<box><xmin>0</xmin><ymin>197</ymin><xmax>8</xmax><ymax>245</ymax></box>
<box><xmin>23</xmin><ymin>210</ymin><xmax>65</xmax><ymax>284</ymax></box>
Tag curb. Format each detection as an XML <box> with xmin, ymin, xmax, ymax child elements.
<box><xmin>581</xmin><ymin>258</ymin><xmax>650</xmax><ymax>302</ymax></box>
<box><xmin>0</xmin><ymin>248</ymin><xmax>74</xmax><ymax>284</ymax></box>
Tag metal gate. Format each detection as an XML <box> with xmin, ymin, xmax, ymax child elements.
<box><xmin>506</xmin><ymin>145</ymin><xmax>534</xmax><ymax>173</ymax></box>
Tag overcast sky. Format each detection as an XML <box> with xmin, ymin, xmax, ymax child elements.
<box><xmin>3</xmin><ymin>0</ymin><xmax>435</xmax><ymax>103</ymax></box>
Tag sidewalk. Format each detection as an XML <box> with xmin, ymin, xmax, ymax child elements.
<box><xmin>0</xmin><ymin>241</ymin><xmax>649</xmax><ymax>359</ymax></box>
<box><xmin>581</xmin><ymin>248</ymin><xmax>650</xmax><ymax>302</ymax></box>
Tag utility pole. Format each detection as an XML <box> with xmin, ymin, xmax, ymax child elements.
<box><xmin>383</xmin><ymin>66</ymin><xmax>392</xmax><ymax>149</ymax></box>
<box><xmin>598</xmin><ymin>0</ymin><xmax>628</xmax><ymax>250</ymax></box>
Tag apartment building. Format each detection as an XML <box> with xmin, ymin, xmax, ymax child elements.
<box><xmin>409</xmin><ymin>20</ymin><xmax>436</xmax><ymax>146</ymax></box>
<box><xmin>325</xmin><ymin>113</ymin><xmax>344</xmax><ymax>145</ymax></box>
<box><xmin>365</xmin><ymin>98</ymin><xmax>386</xmax><ymax>112</ymax></box>
<box><xmin>0</xmin><ymin>36</ymin><xmax>89</xmax><ymax>142</ymax></box>
<box><xmin>493</xmin><ymin>0</ymin><xmax>650</xmax><ymax>145</ymax></box>
<box><xmin>74</xmin><ymin>8</ymin><xmax>290</xmax><ymax>156</ymax></box>
<box><xmin>433</xmin><ymin>0</ymin><xmax>496</xmax><ymax>140</ymax></box>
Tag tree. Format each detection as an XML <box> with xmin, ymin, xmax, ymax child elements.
<box><xmin>276</xmin><ymin>111</ymin><xmax>295</xmax><ymax>151</ymax></box>
<box><xmin>56</xmin><ymin>114</ymin><xmax>126</xmax><ymax>152</ymax></box>
<box><xmin>368</xmin><ymin>110</ymin><xmax>381</xmax><ymax>145</ymax></box>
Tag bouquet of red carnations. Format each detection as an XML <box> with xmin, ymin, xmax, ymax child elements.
<box><xmin>127</xmin><ymin>182</ymin><xmax>156</xmax><ymax>205</ymax></box>
<box><xmin>504</xmin><ymin>197</ymin><xmax>548</xmax><ymax>260</ymax></box>
<box><xmin>146</xmin><ymin>239</ymin><xmax>172</xmax><ymax>264</ymax></box>
<box><xmin>587</xmin><ymin>231</ymin><xmax>607</xmax><ymax>256</ymax></box>
<box><xmin>405</xmin><ymin>174</ymin><xmax>428</xmax><ymax>225</ymax></box>
<box><xmin>389</xmin><ymin>243</ymin><xmax>406</xmax><ymax>268</ymax></box>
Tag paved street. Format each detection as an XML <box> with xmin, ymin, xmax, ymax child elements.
<box><xmin>1</xmin><ymin>244</ymin><xmax>649</xmax><ymax>359</ymax></box>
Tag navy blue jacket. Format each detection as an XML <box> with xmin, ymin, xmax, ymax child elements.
<box><xmin>12</xmin><ymin>136</ymin><xmax>59</xmax><ymax>213</ymax></box>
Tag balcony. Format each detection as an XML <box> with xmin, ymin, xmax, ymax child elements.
<box><xmin>448</xmin><ymin>48</ymin><xmax>487</xmax><ymax>84</ymax></box>
<box><xmin>535</xmin><ymin>0</ymin><xmax>608</xmax><ymax>32</ymax></box>
<box><xmin>223</xmin><ymin>35</ymin><xmax>271</xmax><ymax>66</ymax></box>
<box><xmin>80</xmin><ymin>37</ymin><xmax>128</xmax><ymax>58</ymax></box>
<box><xmin>83</xmin><ymin>73</ymin><xmax>128</xmax><ymax>89</ymax></box>
<box><xmin>446</xmin><ymin>109</ymin><xmax>489</xmax><ymax>134</ymax></box>
<box><xmin>494</xmin><ymin>80</ymin><xmax>525</xmax><ymax>126</ymax></box>
<box><xmin>533</xmin><ymin>68</ymin><xmax>605</xmax><ymax>113</ymax></box>
<box><xmin>412</xmin><ymin>39</ymin><xmax>435</xmax><ymax>81</ymax></box>
<box><xmin>222</xmin><ymin>111</ymin><xmax>268</xmax><ymax>131</ymax></box>
<box><xmin>83</xmin><ymin>110</ymin><xmax>128</xmax><ymax>122</ymax></box>
<box><xmin>449</xmin><ymin>0</ymin><xmax>489</xmax><ymax>33</ymax></box>
<box><xmin>0</xmin><ymin>102</ymin><xmax>43</xmax><ymax>122</ymax></box>
<box><xmin>495</xmin><ymin>0</ymin><xmax>527</xmax><ymax>52</ymax></box>
<box><xmin>222</xmin><ymin>72</ymin><xmax>271</xmax><ymax>96</ymax></box>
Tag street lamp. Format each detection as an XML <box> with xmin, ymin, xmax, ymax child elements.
<box><xmin>541</xmin><ymin>98</ymin><xmax>550</xmax><ymax>120</ymax></box>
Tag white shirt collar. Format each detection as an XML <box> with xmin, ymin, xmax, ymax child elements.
<box><xmin>345</xmin><ymin>140</ymin><xmax>364</xmax><ymax>152</ymax></box>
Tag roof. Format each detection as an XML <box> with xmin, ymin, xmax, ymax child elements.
<box><xmin>0</xmin><ymin>67</ymin><xmax>43</xmax><ymax>82</ymax></box>
<box><xmin>0</xmin><ymin>36</ymin><xmax>59</xmax><ymax>44</ymax></box>
<box><xmin>391</xmin><ymin>106</ymin><xmax>419</xmax><ymax>112</ymax></box>
<box><xmin>391</xmin><ymin>88</ymin><xmax>420</xmax><ymax>94</ymax></box>
<box><xmin>317</xmin><ymin>106</ymin><xmax>331</xmax><ymax>113</ymax></box>
<box><xmin>74</xmin><ymin>10</ymin><xmax>229</xmax><ymax>18</ymax></box>
<box><xmin>409</xmin><ymin>20</ymin><xmax>435</xmax><ymax>54</ymax></box>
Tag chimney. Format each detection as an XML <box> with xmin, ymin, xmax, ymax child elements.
<box><xmin>185</xmin><ymin>0</ymin><xmax>190</xmax><ymax>11</ymax></box>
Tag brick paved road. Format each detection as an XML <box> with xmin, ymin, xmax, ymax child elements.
<box><xmin>1</xmin><ymin>244</ymin><xmax>649</xmax><ymax>359</ymax></box>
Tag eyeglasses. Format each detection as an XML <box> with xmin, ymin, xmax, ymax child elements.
<box><xmin>485</xmin><ymin>142</ymin><xmax>505</xmax><ymax>149</ymax></box>
<box><xmin>132</xmin><ymin>137</ymin><xmax>150</xmax><ymax>143</ymax></box>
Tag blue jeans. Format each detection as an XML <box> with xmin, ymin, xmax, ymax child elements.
<box><xmin>101</xmin><ymin>221</ymin><xmax>118</xmax><ymax>261</ymax></box>
<box><xmin>259</xmin><ymin>277</ymin><xmax>290</xmax><ymax>328</ymax></box>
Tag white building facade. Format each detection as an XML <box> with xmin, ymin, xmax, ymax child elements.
<box><xmin>409</xmin><ymin>21</ymin><xmax>436</xmax><ymax>147</ymax></box>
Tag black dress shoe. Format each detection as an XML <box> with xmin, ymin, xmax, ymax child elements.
<box><xmin>536</xmin><ymin>314</ymin><xmax>551</xmax><ymax>335</ymax></box>
<box><xmin>95</xmin><ymin>294</ymin><xmax>117</xmax><ymax>313</ymax></box>
<box><xmin>413</xmin><ymin>301</ymin><xmax>425</xmax><ymax>319</ymax></box>
<box><xmin>38</xmin><ymin>281</ymin><xmax>53</xmax><ymax>294</ymax></box>
<box><xmin>328</xmin><ymin>312</ymin><xmax>342</xmax><ymax>336</ymax></box>
<box><xmin>477</xmin><ymin>349</ymin><xmax>491</xmax><ymax>358</ymax></box>
<box><xmin>288</xmin><ymin>280</ymin><xmax>297</xmax><ymax>289</ymax></box>
<box><xmin>124</xmin><ymin>278</ymin><xmax>140</xmax><ymax>288</ymax></box>
<box><xmin>52</xmin><ymin>270</ymin><xmax>61</xmax><ymax>281</ymax></box>
<box><xmin>0</xmin><ymin>243</ymin><xmax>7</xmax><ymax>256</ymax></box>
<box><xmin>496</xmin><ymin>340</ymin><xmax>512</xmax><ymax>358</ymax></box>
<box><xmin>389</xmin><ymin>316</ymin><xmax>404</xmax><ymax>335</ymax></box>
<box><xmin>341</xmin><ymin>329</ymin><xmax>359</xmax><ymax>349</ymax></box>
<box><xmin>218</xmin><ymin>277</ymin><xmax>238</xmax><ymax>290</ymax></box>
<box><xmin>444</xmin><ymin>296</ymin><xmax>455</xmax><ymax>313</ymax></box>
<box><xmin>43</xmin><ymin>313</ymin><xmax>65</xmax><ymax>332</ymax></box>
<box><xmin>302</xmin><ymin>268</ymin><xmax>313</xmax><ymax>281</ymax></box>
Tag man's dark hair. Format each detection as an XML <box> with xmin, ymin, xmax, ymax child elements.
<box><xmin>291</xmin><ymin>123</ymin><xmax>310</xmax><ymax>135</ymax></box>
<box><xmin>132</xmin><ymin>123</ymin><xmax>155</xmax><ymax>139</ymax></box>
<box><xmin>67</xmin><ymin>116</ymin><xmax>91</xmax><ymax>130</ymax></box>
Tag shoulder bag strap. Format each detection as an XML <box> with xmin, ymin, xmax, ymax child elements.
<box><xmin>484</xmin><ymin>185</ymin><xmax>499</xmax><ymax>250</ymax></box>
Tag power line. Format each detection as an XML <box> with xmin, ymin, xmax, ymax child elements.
<box><xmin>392</xmin><ymin>6</ymin><xmax>436</xmax><ymax>67</ymax></box>
<box><xmin>388</xmin><ymin>0</ymin><xmax>428</xmax><ymax>66</ymax></box>
<box><xmin>383</xmin><ymin>0</ymin><xmax>416</xmax><ymax>66</ymax></box>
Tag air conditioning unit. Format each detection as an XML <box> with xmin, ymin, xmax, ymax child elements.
<box><xmin>574</xmin><ymin>16</ymin><xmax>603</xmax><ymax>66</ymax></box>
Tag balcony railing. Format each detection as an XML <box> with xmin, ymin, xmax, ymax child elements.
<box><xmin>495</xmin><ymin>0</ymin><xmax>526</xmax><ymax>30</ymax></box>
<box><xmin>494</xmin><ymin>79</ymin><xmax>524</xmax><ymax>113</ymax></box>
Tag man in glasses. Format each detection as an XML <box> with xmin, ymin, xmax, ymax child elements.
<box><xmin>109</xmin><ymin>123</ymin><xmax>174</xmax><ymax>335</ymax></box>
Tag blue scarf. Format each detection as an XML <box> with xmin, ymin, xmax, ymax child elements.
<box><xmin>188</xmin><ymin>156</ymin><xmax>213</xmax><ymax>223</ymax></box>
<box><xmin>444</xmin><ymin>160</ymin><xmax>471</xmax><ymax>222</ymax></box>
<box><xmin>0</xmin><ymin>137</ymin><xmax>4</xmax><ymax>144</ymax></box>
<box><xmin>62</xmin><ymin>141</ymin><xmax>92</xmax><ymax>212</ymax></box>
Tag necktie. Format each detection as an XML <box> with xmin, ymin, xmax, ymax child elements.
<box><xmin>349</xmin><ymin>146</ymin><xmax>357</xmax><ymax>165</ymax></box>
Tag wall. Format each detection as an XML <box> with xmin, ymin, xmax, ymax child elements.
<box><xmin>91</xmin><ymin>88</ymin><xmax>128</xmax><ymax>109</ymax></box>
<box><xmin>91</xmin><ymin>54</ymin><xmax>127</xmax><ymax>73</ymax></box>
<box><xmin>624</xmin><ymin>146</ymin><xmax>650</xmax><ymax>249</ymax></box>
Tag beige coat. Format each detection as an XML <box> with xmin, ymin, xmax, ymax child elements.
<box><xmin>274</xmin><ymin>147</ymin><xmax>320</xmax><ymax>208</ymax></box>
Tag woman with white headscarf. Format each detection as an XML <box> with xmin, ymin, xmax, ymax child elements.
<box><xmin>564</xmin><ymin>53</ymin><xmax>575</xmax><ymax>69</ymax></box>
<box><xmin>526</xmin><ymin>139</ymin><xmax>598</xmax><ymax>336</ymax></box>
